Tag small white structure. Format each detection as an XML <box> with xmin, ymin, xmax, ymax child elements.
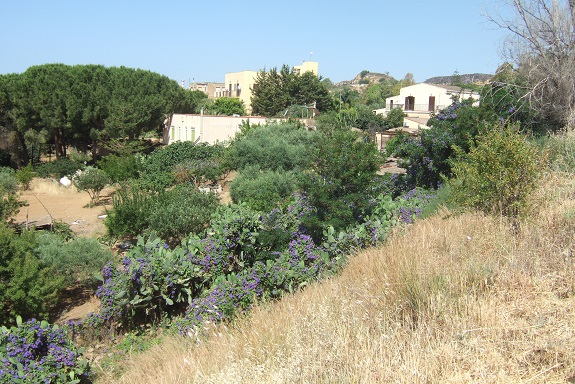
<box><xmin>164</xmin><ymin>113</ymin><xmax>284</xmax><ymax>145</ymax></box>
<box><xmin>384</xmin><ymin>83</ymin><xmax>479</xmax><ymax>114</ymax></box>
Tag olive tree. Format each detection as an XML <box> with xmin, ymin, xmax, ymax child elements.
<box><xmin>488</xmin><ymin>0</ymin><xmax>575</xmax><ymax>128</ymax></box>
<box><xmin>73</xmin><ymin>166</ymin><xmax>110</xmax><ymax>207</ymax></box>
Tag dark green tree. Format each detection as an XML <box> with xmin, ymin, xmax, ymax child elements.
<box><xmin>251</xmin><ymin>65</ymin><xmax>333</xmax><ymax>116</ymax></box>
<box><xmin>0</xmin><ymin>64</ymin><xmax>188</xmax><ymax>164</ymax></box>
<box><xmin>209</xmin><ymin>97</ymin><xmax>245</xmax><ymax>116</ymax></box>
<box><xmin>301</xmin><ymin>129</ymin><xmax>383</xmax><ymax>241</ymax></box>
<box><xmin>383</xmin><ymin>108</ymin><xmax>406</xmax><ymax>129</ymax></box>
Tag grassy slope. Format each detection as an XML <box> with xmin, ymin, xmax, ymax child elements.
<box><xmin>96</xmin><ymin>172</ymin><xmax>575</xmax><ymax>383</ymax></box>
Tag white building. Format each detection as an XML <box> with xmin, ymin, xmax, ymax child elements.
<box><xmin>163</xmin><ymin>113</ymin><xmax>283</xmax><ymax>145</ymax></box>
<box><xmin>376</xmin><ymin>83</ymin><xmax>481</xmax><ymax>129</ymax></box>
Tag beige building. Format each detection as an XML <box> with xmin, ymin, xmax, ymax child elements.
<box><xmin>224</xmin><ymin>71</ymin><xmax>258</xmax><ymax>114</ymax></box>
<box><xmin>293</xmin><ymin>61</ymin><xmax>318</xmax><ymax>76</ymax></box>
<box><xmin>189</xmin><ymin>82</ymin><xmax>227</xmax><ymax>99</ymax></box>
<box><xmin>164</xmin><ymin>113</ymin><xmax>283</xmax><ymax>145</ymax></box>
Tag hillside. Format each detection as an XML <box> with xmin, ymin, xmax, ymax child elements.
<box><xmin>335</xmin><ymin>70</ymin><xmax>397</xmax><ymax>87</ymax></box>
<box><xmin>334</xmin><ymin>71</ymin><xmax>493</xmax><ymax>88</ymax></box>
<box><xmin>95</xmin><ymin>171</ymin><xmax>575</xmax><ymax>383</ymax></box>
<box><xmin>425</xmin><ymin>73</ymin><xmax>492</xmax><ymax>85</ymax></box>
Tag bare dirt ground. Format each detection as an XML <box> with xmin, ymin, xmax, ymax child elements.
<box><xmin>14</xmin><ymin>178</ymin><xmax>115</xmax><ymax>238</ymax></box>
<box><xmin>379</xmin><ymin>159</ymin><xmax>405</xmax><ymax>175</ymax></box>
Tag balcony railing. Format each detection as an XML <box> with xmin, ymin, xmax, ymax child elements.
<box><xmin>386</xmin><ymin>104</ymin><xmax>448</xmax><ymax>113</ymax></box>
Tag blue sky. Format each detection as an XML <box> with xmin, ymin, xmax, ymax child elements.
<box><xmin>1</xmin><ymin>0</ymin><xmax>510</xmax><ymax>85</ymax></box>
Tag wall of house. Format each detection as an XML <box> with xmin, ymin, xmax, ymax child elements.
<box><xmin>164</xmin><ymin>114</ymin><xmax>280</xmax><ymax>145</ymax></box>
<box><xmin>293</xmin><ymin>61</ymin><xmax>318</xmax><ymax>76</ymax></box>
<box><xmin>189</xmin><ymin>82</ymin><xmax>226</xmax><ymax>99</ymax></box>
<box><xmin>224</xmin><ymin>71</ymin><xmax>258</xmax><ymax>114</ymax></box>
<box><xmin>385</xmin><ymin>83</ymin><xmax>480</xmax><ymax>113</ymax></box>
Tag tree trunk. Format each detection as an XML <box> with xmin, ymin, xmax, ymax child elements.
<box><xmin>15</xmin><ymin>131</ymin><xmax>29</xmax><ymax>167</ymax></box>
<box><xmin>91</xmin><ymin>138</ymin><xmax>99</xmax><ymax>161</ymax></box>
<box><xmin>54</xmin><ymin>129</ymin><xmax>64</xmax><ymax>160</ymax></box>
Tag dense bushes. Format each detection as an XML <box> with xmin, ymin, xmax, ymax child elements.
<box><xmin>147</xmin><ymin>185</ymin><xmax>220</xmax><ymax>245</ymax></box>
<box><xmin>301</xmin><ymin>129</ymin><xmax>383</xmax><ymax>240</ymax></box>
<box><xmin>228</xmin><ymin>122</ymin><xmax>316</xmax><ymax>210</ymax></box>
<box><xmin>392</xmin><ymin>99</ymin><xmax>498</xmax><ymax>189</ymax></box>
<box><xmin>98</xmin><ymin>154</ymin><xmax>141</xmax><ymax>184</ymax></box>
<box><xmin>545</xmin><ymin>129</ymin><xmax>575</xmax><ymax>173</ymax></box>
<box><xmin>34</xmin><ymin>158</ymin><xmax>84</xmax><ymax>179</ymax></box>
<box><xmin>85</xmin><ymin>185</ymin><xmax>435</xmax><ymax>336</ymax></box>
<box><xmin>230</xmin><ymin>166</ymin><xmax>298</xmax><ymax>212</ymax></box>
<box><xmin>228</xmin><ymin>122</ymin><xmax>316</xmax><ymax>172</ymax></box>
<box><xmin>0</xmin><ymin>222</ymin><xmax>115</xmax><ymax>326</ymax></box>
<box><xmin>0</xmin><ymin>225</ymin><xmax>64</xmax><ymax>326</ymax></box>
<box><xmin>0</xmin><ymin>168</ymin><xmax>23</xmax><ymax>221</ymax></box>
<box><xmin>138</xmin><ymin>142</ymin><xmax>227</xmax><ymax>191</ymax></box>
<box><xmin>383</xmin><ymin>108</ymin><xmax>406</xmax><ymax>129</ymax></box>
<box><xmin>105</xmin><ymin>185</ymin><xmax>220</xmax><ymax>244</ymax></box>
<box><xmin>36</xmin><ymin>233</ymin><xmax>114</xmax><ymax>288</ymax></box>
<box><xmin>104</xmin><ymin>187</ymin><xmax>153</xmax><ymax>240</ymax></box>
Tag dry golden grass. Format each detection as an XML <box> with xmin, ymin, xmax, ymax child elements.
<box><xmin>96</xmin><ymin>172</ymin><xmax>575</xmax><ymax>384</ymax></box>
<box><xmin>27</xmin><ymin>177</ymin><xmax>81</xmax><ymax>195</ymax></box>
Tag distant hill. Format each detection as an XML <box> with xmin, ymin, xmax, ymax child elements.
<box><xmin>333</xmin><ymin>71</ymin><xmax>493</xmax><ymax>89</ymax></box>
<box><xmin>335</xmin><ymin>71</ymin><xmax>397</xmax><ymax>87</ymax></box>
<box><xmin>424</xmin><ymin>73</ymin><xmax>492</xmax><ymax>85</ymax></box>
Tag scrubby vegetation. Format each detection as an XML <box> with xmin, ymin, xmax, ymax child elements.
<box><xmin>1</xmin><ymin>56</ymin><xmax>573</xmax><ymax>382</ymax></box>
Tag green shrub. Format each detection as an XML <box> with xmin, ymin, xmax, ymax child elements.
<box><xmin>172</xmin><ymin>157</ymin><xmax>227</xmax><ymax>188</ymax></box>
<box><xmin>50</xmin><ymin>220</ymin><xmax>75</xmax><ymax>241</ymax></box>
<box><xmin>301</xmin><ymin>129</ymin><xmax>383</xmax><ymax>241</ymax></box>
<box><xmin>394</xmin><ymin>99</ymin><xmax>499</xmax><ymax>189</ymax></box>
<box><xmin>545</xmin><ymin>130</ymin><xmax>575</xmax><ymax>173</ymax></box>
<box><xmin>105</xmin><ymin>186</ymin><xmax>154</xmax><ymax>239</ymax></box>
<box><xmin>68</xmin><ymin>149</ymin><xmax>91</xmax><ymax>164</ymax></box>
<box><xmin>383</xmin><ymin>108</ymin><xmax>406</xmax><ymax>129</ymax></box>
<box><xmin>73</xmin><ymin>166</ymin><xmax>111</xmax><ymax>206</ymax></box>
<box><xmin>385</xmin><ymin>130</ymin><xmax>410</xmax><ymax>157</ymax></box>
<box><xmin>230</xmin><ymin>166</ymin><xmax>298</xmax><ymax>212</ymax></box>
<box><xmin>36</xmin><ymin>233</ymin><xmax>114</xmax><ymax>288</ymax></box>
<box><xmin>0</xmin><ymin>167</ymin><xmax>17</xmax><ymax>194</ymax></box>
<box><xmin>0</xmin><ymin>224</ymin><xmax>64</xmax><ymax>325</ymax></box>
<box><xmin>0</xmin><ymin>168</ymin><xmax>23</xmax><ymax>221</ymax></box>
<box><xmin>139</xmin><ymin>142</ymin><xmax>226</xmax><ymax>191</ymax></box>
<box><xmin>105</xmin><ymin>184</ymin><xmax>219</xmax><ymax>243</ymax></box>
<box><xmin>14</xmin><ymin>163</ymin><xmax>35</xmax><ymax>190</ymax></box>
<box><xmin>449</xmin><ymin>124</ymin><xmax>545</xmax><ymax>217</ymax></box>
<box><xmin>147</xmin><ymin>185</ymin><xmax>220</xmax><ymax>245</ymax></box>
<box><xmin>34</xmin><ymin>158</ymin><xmax>84</xmax><ymax>179</ymax></box>
<box><xmin>228</xmin><ymin>122</ymin><xmax>316</xmax><ymax>172</ymax></box>
<box><xmin>98</xmin><ymin>154</ymin><xmax>142</xmax><ymax>184</ymax></box>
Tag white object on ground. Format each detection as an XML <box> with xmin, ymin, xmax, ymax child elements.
<box><xmin>60</xmin><ymin>176</ymin><xmax>72</xmax><ymax>187</ymax></box>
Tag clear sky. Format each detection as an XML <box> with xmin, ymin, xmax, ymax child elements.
<box><xmin>1</xmin><ymin>0</ymin><xmax>510</xmax><ymax>85</ymax></box>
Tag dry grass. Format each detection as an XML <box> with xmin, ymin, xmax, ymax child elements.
<box><xmin>96</xmin><ymin>172</ymin><xmax>575</xmax><ymax>384</ymax></box>
<box><xmin>27</xmin><ymin>177</ymin><xmax>81</xmax><ymax>195</ymax></box>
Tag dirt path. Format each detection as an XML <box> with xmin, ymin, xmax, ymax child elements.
<box><xmin>14</xmin><ymin>178</ymin><xmax>114</xmax><ymax>238</ymax></box>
